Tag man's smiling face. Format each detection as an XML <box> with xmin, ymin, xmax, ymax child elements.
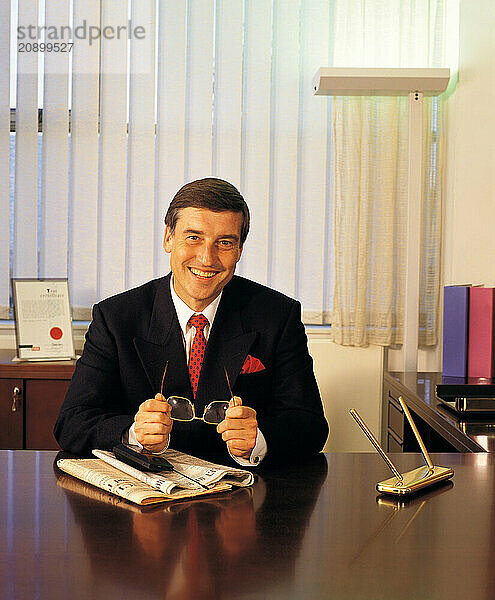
<box><xmin>163</xmin><ymin>207</ymin><xmax>244</xmax><ymax>311</ymax></box>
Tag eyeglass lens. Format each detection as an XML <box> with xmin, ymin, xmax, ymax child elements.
<box><xmin>167</xmin><ymin>397</ymin><xmax>229</xmax><ymax>425</ymax></box>
<box><xmin>203</xmin><ymin>401</ymin><xmax>230</xmax><ymax>424</ymax></box>
<box><xmin>167</xmin><ymin>396</ymin><xmax>194</xmax><ymax>421</ymax></box>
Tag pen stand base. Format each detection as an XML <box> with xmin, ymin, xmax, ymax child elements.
<box><xmin>377</xmin><ymin>465</ymin><xmax>454</xmax><ymax>496</ymax></box>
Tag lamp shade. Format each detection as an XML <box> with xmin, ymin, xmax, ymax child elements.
<box><xmin>313</xmin><ymin>67</ymin><xmax>450</xmax><ymax>96</ymax></box>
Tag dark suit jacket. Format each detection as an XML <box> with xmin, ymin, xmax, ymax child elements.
<box><xmin>54</xmin><ymin>274</ymin><xmax>328</xmax><ymax>464</ymax></box>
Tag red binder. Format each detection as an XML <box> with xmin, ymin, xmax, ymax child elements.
<box><xmin>468</xmin><ymin>287</ymin><xmax>495</xmax><ymax>378</ymax></box>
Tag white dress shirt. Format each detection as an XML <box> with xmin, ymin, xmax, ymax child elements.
<box><xmin>127</xmin><ymin>278</ymin><xmax>267</xmax><ymax>466</ymax></box>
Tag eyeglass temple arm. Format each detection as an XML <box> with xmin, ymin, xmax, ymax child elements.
<box><xmin>224</xmin><ymin>366</ymin><xmax>233</xmax><ymax>399</ymax></box>
<box><xmin>160</xmin><ymin>361</ymin><xmax>169</xmax><ymax>397</ymax></box>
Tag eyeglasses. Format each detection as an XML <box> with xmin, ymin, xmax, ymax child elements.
<box><xmin>167</xmin><ymin>396</ymin><xmax>230</xmax><ymax>425</ymax></box>
<box><xmin>159</xmin><ymin>362</ymin><xmax>232</xmax><ymax>425</ymax></box>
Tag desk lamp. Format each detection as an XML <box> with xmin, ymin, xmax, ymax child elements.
<box><xmin>350</xmin><ymin>396</ymin><xmax>454</xmax><ymax>495</ymax></box>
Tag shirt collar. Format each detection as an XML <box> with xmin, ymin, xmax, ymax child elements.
<box><xmin>169</xmin><ymin>276</ymin><xmax>222</xmax><ymax>335</ymax></box>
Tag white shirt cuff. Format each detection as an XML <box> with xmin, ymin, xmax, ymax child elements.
<box><xmin>124</xmin><ymin>423</ymin><xmax>170</xmax><ymax>455</ymax></box>
<box><xmin>228</xmin><ymin>428</ymin><xmax>267</xmax><ymax>467</ymax></box>
<box><xmin>125</xmin><ymin>424</ymin><xmax>266</xmax><ymax>464</ymax></box>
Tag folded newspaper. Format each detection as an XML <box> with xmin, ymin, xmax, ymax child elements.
<box><xmin>56</xmin><ymin>471</ymin><xmax>252</xmax><ymax>515</ymax></box>
<box><xmin>57</xmin><ymin>448</ymin><xmax>254</xmax><ymax>506</ymax></box>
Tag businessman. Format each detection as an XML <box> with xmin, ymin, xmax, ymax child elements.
<box><xmin>54</xmin><ymin>178</ymin><xmax>328</xmax><ymax>465</ymax></box>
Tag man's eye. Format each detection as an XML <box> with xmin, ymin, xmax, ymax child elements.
<box><xmin>218</xmin><ymin>240</ymin><xmax>234</xmax><ymax>249</ymax></box>
<box><xmin>186</xmin><ymin>235</ymin><xmax>200</xmax><ymax>242</ymax></box>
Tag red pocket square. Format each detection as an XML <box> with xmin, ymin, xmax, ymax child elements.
<box><xmin>241</xmin><ymin>355</ymin><xmax>265</xmax><ymax>374</ymax></box>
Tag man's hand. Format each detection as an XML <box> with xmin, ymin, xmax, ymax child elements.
<box><xmin>134</xmin><ymin>393</ymin><xmax>173</xmax><ymax>452</ymax></box>
<box><xmin>216</xmin><ymin>396</ymin><xmax>257</xmax><ymax>460</ymax></box>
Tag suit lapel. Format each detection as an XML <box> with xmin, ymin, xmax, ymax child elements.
<box><xmin>196</xmin><ymin>280</ymin><xmax>257</xmax><ymax>408</ymax></box>
<box><xmin>133</xmin><ymin>275</ymin><xmax>257</xmax><ymax>407</ymax></box>
<box><xmin>133</xmin><ymin>275</ymin><xmax>192</xmax><ymax>398</ymax></box>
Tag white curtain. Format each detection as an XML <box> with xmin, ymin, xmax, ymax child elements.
<box><xmin>1</xmin><ymin>0</ymin><xmax>336</xmax><ymax>324</ymax></box>
<box><xmin>330</xmin><ymin>0</ymin><xmax>455</xmax><ymax>347</ymax></box>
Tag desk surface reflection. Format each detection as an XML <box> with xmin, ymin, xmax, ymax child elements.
<box><xmin>1</xmin><ymin>451</ymin><xmax>494</xmax><ymax>600</ymax></box>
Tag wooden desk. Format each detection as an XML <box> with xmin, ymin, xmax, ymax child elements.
<box><xmin>1</xmin><ymin>450</ymin><xmax>494</xmax><ymax>600</ymax></box>
<box><xmin>383</xmin><ymin>371</ymin><xmax>495</xmax><ymax>453</ymax></box>
<box><xmin>0</xmin><ymin>350</ymin><xmax>76</xmax><ymax>450</ymax></box>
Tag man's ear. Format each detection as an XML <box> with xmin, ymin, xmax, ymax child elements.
<box><xmin>163</xmin><ymin>226</ymin><xmax>173</xmax><ymax>254</ymax></box>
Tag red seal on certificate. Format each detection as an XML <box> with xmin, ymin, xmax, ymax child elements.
<box><xmin>50</xmin><ymin>327</ymin><xmax>63</xmax><ymax>340</ymax></box>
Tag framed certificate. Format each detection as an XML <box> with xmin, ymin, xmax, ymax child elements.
<box><xmin>12</xmin><ymin>278</ymin><xmax>76</xmax><ymax>361</ymax></box>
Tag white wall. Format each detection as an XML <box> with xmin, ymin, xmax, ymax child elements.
<box><xmin>443</xmin><ymin>0</ymin><xmax>495</xmax><ymax>290</ymax></box>
<box><xmin>309</xmin><ymin>337</ymin><xmax>383</xmax><ymax>452</ymax></box>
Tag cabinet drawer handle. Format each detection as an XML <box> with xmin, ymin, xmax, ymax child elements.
<box><xmin>12</xmin><ymin>387</ymin><xmax>21</xmax><ymax>412</ymax></box>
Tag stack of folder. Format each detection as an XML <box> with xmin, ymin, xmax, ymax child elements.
<box><xmin>442</xmin><ymin>285</ymin><xmax>495</xmax><ymax>379</ymax></box>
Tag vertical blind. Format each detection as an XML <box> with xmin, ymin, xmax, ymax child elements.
<box><xmin>2</xmin><ymin>0</ymin><xmax>335</xmax><ymax>323</ymax></box>
<box><xmin>69</xmin><ymin>0</ymin><xmax>100</xmax><ymax>313</ymax></box>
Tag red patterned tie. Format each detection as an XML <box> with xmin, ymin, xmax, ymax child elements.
<box><xmin>188</xmin><ymin>314</ymin><xmax>209</xmax><ymax>397</ymax></box>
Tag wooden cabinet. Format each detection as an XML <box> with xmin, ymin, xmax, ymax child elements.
<box><xmin>25</xmin><ymin>379</ymin><xmax>71</xmax><ymax>449</ymax></box>
<box><xmin>0</xmin><ymin>351</ymin><xmax>76</xmax><ymax>450</ymax></box>
<box><xmin>0</xmin><ymin>378</ymin><xmax>23</xmax><ymax>448</ymax></box>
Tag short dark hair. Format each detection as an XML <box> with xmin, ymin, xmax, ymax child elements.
<box><xmin>164</xmin><ymin>178</ymin><xmax>250</xmax><ymax>245</ymax></box>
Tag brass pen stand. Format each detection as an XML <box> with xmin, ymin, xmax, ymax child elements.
<box><xmin>350</xmin><ymin>397</ymin><xmax>454</xmax><ymax>495</ymax></box>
